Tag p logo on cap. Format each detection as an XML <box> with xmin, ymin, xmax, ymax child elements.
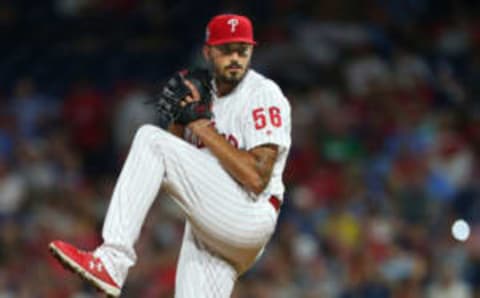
<box><xmin>227</xmin><ymin>18</ymin><xmax>239</xmax><ymax>32</ymax></box>
<box><xmin>205</xmin><ymin>14</ymin><xmax>256</xmax><ymax>46</ymax></box>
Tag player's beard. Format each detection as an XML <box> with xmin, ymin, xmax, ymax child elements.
<box><xmin>212</xmin><ymin>60</ymin><xmax>250</xmax><ymax>87</ymax></box>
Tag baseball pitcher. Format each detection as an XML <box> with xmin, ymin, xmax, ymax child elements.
<box><xmin>49</xmin><ymin>14</ymin><xmax>291</xmax><ymax>297</ymax></box>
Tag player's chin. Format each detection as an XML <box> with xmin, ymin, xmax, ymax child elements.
<box><xmin>224</xmin><ymin>70</ymin><xmax>245</xmax><ymax>83</ymax></box>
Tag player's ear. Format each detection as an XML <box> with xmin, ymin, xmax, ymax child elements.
<box><xmin>202</xmin><ymin>45</ymin><xmax>211</xmax><ymax>61</ymax></box>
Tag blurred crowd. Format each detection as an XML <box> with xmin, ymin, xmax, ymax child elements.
<box><xmin>1</xmin><ymin>0</ymin><xmax>480</xmax><ymax>297</ymax></box>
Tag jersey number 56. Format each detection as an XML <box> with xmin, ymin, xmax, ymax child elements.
<box><xmin>252</xmin><ymin>107</ymin><xmax>282</xmax><ymax>130</ymax></box>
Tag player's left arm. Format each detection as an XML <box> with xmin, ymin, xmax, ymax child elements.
<box><xmin>187</xmin><ymin>120</ymin><xmax>278</xmax><ymax>195</ymax></box>
<box><xmin>249</xmin><ymin>144</ymin><xmax>279</xmax><ymax>191</ymax></box>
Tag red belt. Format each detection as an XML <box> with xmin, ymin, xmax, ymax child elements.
<box><xmin>268</xmin><ymin>196</ymin><xmax>282</xmax><ymax>212</ymax></box>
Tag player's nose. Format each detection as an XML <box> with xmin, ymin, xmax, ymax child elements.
<box><xmin>229</xmin><ymin>51</ymin><xmax>241</xmax><ymax>61</ymax></box>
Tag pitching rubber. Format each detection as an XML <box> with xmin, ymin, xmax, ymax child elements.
<box><xmin>49</xmin><ymin>243</ymin><xmax>121</xmax><ymax>297</ymax></box>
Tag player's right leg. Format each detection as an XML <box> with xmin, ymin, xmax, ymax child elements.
<box><xmin>89</xmin><ymin>124</ymin><xmax>276</xmax><ymax>280</ymax></box>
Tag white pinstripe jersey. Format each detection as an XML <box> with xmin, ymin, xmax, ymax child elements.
<box><xmin>185</xmin><ymin>69</ymin><xmax>292</xmax><ymax>202</ymax></box>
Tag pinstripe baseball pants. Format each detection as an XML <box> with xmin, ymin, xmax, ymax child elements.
<box><xmin>93</xmin><ymin>124</ymin><xmax>278</xmax><ymax>297</ymax></box>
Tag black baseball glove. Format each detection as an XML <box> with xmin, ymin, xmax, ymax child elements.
<box><xmin>154</xmin><ymin>68</ymin><xmax>213</xmax><ymax>128</ymax></box>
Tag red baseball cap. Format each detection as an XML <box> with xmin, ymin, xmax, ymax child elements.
<box><xmin>205</xmin><ymin>14</ymin><xmax>256</xmax><ymax>46</ymax></box>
